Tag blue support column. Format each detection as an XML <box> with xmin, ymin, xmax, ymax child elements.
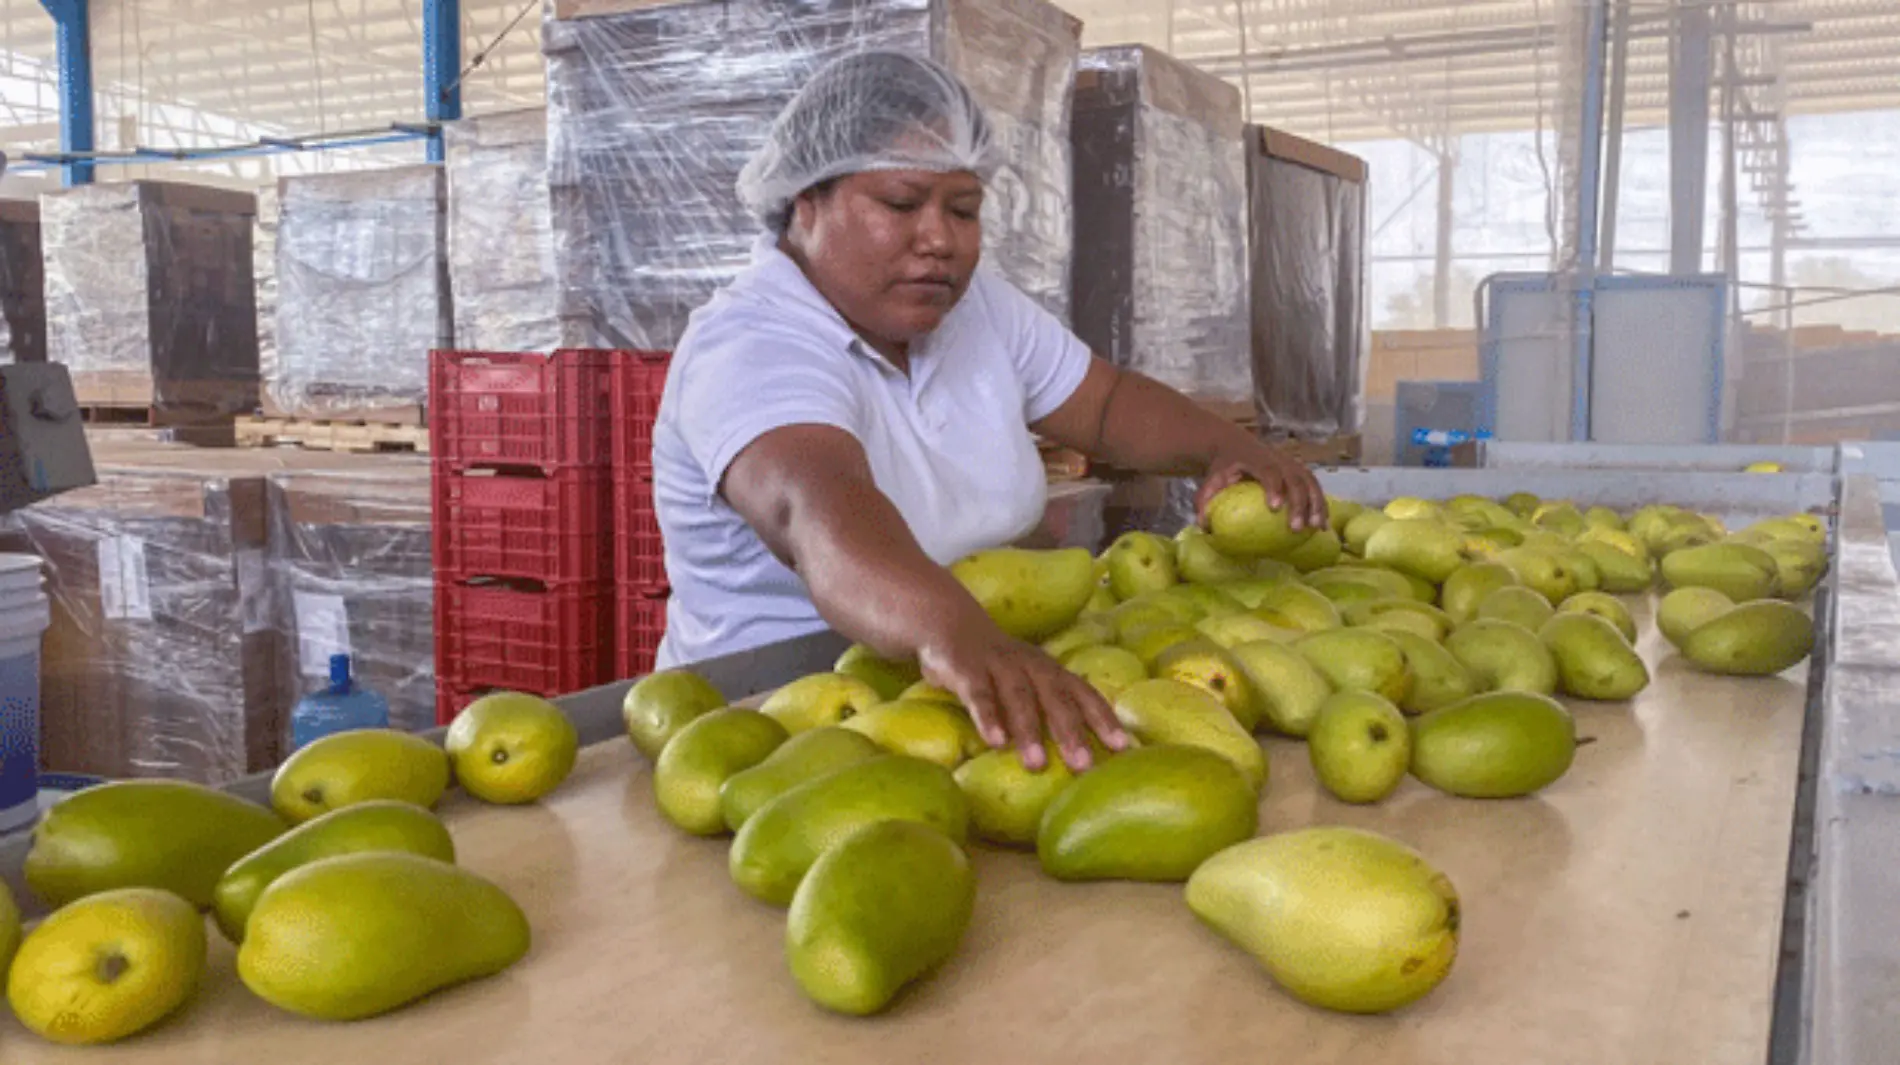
<box><xmin>422</xmin><ymin>0</ymin><xmax>462</xmax><ymax>163</ymax></box>
<box><xmin>38</xmin><ymin>0</ymin><xmax>94</xmax><ymax>186</ymax></box>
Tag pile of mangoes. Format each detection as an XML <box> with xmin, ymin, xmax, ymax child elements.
<box><xmin>0</xmin><ymin>691</ymin><xmax>583</xmax><ymax>1046</ymax></box>
<box><xmin>629</xmin><ymin>484</ymin><xmax>1826</xmax><ymax>1019</ymax></box>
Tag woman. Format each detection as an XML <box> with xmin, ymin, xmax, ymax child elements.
<box><xmin>650</xmin><ymin>50</ymin><xmax>1325</xmax><ymax>774</ymax></box>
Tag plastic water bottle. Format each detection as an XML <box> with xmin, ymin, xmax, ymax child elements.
<box><xmin>289</xmin><ymin>654</ymin><xmax>391</xmax><ymax>752</ymax></box>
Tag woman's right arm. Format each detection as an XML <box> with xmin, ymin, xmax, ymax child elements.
<box><xmin>718</xmin><ymin>422</ymin><xmax>1127</xmax><ymax>772</ymax></box>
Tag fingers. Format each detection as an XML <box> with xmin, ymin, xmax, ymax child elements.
<box><xmin>992</xmin><ymin>668</ymin><xmax>1049</xmax><ymax>771</ymax></box>
<box><xmin>949</xmin><ymin>671</ymin><xmax>1009</xmax><ymax>750</ymax></box>
<box><xmin>1028</xmin><ymin>666</ymin><xmax>1093</xmax><ymax>772</ymax></box>
<box><xmin>1195</xmin><ymin>466</ymin><xmax>1242</xmax><ymax>526</ymax></box>
<box><xmin>1071</xmin><ymin>675</ymin><xmax>1130</xmax><ymax>755</ymax></box>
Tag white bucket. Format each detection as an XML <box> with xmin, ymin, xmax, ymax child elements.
<box><xmin>0</xmin><ymin>553</ymin><xmax>51</xmax><ymax>835</ymax></box>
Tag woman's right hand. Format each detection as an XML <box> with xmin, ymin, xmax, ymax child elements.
<box><xmin>917</xmin><ymin>608</ymin><xmax>1131</xmax><ymax>774</ymax></box>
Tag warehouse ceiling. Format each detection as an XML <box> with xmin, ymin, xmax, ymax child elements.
<box><xmin>0</xmin><ymin>0</ymin><xmax>1896</xmax><ymax>189</ymax></box>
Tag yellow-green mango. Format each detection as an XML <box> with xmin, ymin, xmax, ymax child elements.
<box><xmin>1041</xmin><ymin>616</ymin><xmax>1116</xmax><ymax>662</ymax></box>
<box><xmin>1279</xmin><ymin>528</ymin><xmax>1345</xmax><ymax>573</ymax></box>
<box><xmin>1658</xmin><ymin>586</ymin><xmax>1737</xmax><ymax>648</ymax></box>
<box><xmin>212</xmin><ymin>800</ymin><xmax>455</xmax><ymax>944</ymax></box>
<box><xmin>1308</xmin><ymin>692</ymin><xmax>1411</xmax><ymax>804</ymax></box>
<box><xmin>1111</xmin><ymin>679</ymin><xmax>1267</xmax><ymax>790</ymax></box>
<box><xmin>270</xmin><ymin>729</ymin><xmax>451</xmax><ymax>825</ymax></box>
<box><xmin>1342</xmin><ymin>509</ymin><xmax>1392</xmax><ymax>555</ymax></box>
<box><xmin>1230</xmin><ymin>639</ymin><xmax>1334</xmax><ymax>737</ymax></box>
<box><xmin>1681</xmin><ymin>600</ymin><xmax>1815</xmax><ymax>676</ymax></box>
<box><xmin>954</xmin><ymin>745</ymin><xmax>1078</xmax><ymax>848</ymax></box>
<box><xmin>1175</xmin><ymin>526</ymin><xmax>1254</xmax><ymax>585</ymax></box>
<box><xmin>655</xmin><ymin>708</ymin><xmax>790</xmax><ymax>836</ymax></box>
<box><xmin>718</xmin><ymin>727</ymin><xmax>884</xmax><ymax>833</ymax></box>
<box><xmin>1154</xmin><ymin>637</ymin><xmax>1263</xmax><ymax>731</ymax></box>
<box><xmin>1475</xmin><ymin>585</ymin><xmax>1556</xmax><ymax>633</ymax></box>
<box><xmin>1660</xmin><ymin>541</ymin><xmax>1778</xmax><ymax>602</ymax></box>
<box><xmin>7</xmin><ymin>887</ymin><xmax>207</xmax><ymax>1045</ymax></box>
<box><xmin>833</xmin><ymin>644</ymin><xmax>923</xmax><ymax>702</ymax></box>
<box><xmin>238</xmin><ymin>852</ymin><xmax>530</xmax><ymax>1021</ymax></box>
<box><xmin>1254</xmin><ymin>582</ymin><xmax>1344</xmax><ymax>632</ymax></box>
<box><xmin>1445</xmin><ymin>619</ymin><xmax>1559</xmax><ymax>695</ymax></box>
<box><xmin>1104</xmin><ymin>532</ymin><xmax>1179</xmax><ymax>600</ymax></box>
<box><xmin>1576</xmin><ymin>540</ymin><xmax>1654</xmax><ymax>594</ymax></box>
<box><xmin>1385</xmin><ymin>630</ymin><xmax>1477</xmax><ymax>715</ymax></box>
<box><xmin>1440</xmin><ymin>562</ymin><xmax>1520</xmax><ymax>623</ymax></box>
<box><xmin>729</xmin><ymin>755</ymin><xmax>969</xmax><ymax>906</ymax></box>
<box><xmin>759</xmin><ymin>672</ymin><xmax>883</xmax><ymax>734</ymax></box>
<box><xmin>1038</xmin><ymin>745</ymin><xmax>1258</xmax><ymax>882</ymax></box>
<box><xmin>1186</xmin><ymin>827</ymin><xmax>1460</xmax><ymax>1014</ymax></box>
<box><xmin>1365</xmin><ymin>519</ymin><xmax>1467</xmax><ymax>584</ymax></box>
<box><xmin>1538</xmin><ymin>613</ymin><xmax>1650</xmax><ymax>701</ymax></box>
<box><xmin>841</xmin><ymin>699</ymin><xmax>986</xmax><ymax>770</ymax></box>
<box><xmin>786</xmin><ymin>820</ymin><xmax>975</xmax><ymax>1016</ymax></box>
<box><xmin>622</xmin><ymin>669</ymin><xmax>727</xmax><ymax>760</ymax></box>
<box><xmin>1410</xmin><ymin>691</ymin><xmax>1576</xmax><ymax>798</ymax></box>
<box><xmin>1061</xmin><ymin>644</ymin><xmax>1150</xmax><ymax>702</ymax></box>
<box><xmin>1207</xmin><ymin>481</ymin><xmax>1316</xmax><ymax>558</ymax></box>
<box><xmin>1557</xmin><ymin>590</ymin><xmax>1638</xmax><ymax>643</ymax></box>
<box><xmin>951</xmin><ymin>546</ymin><xmax>1096</xmax><ymax>642</ymax></box>
<box><xmin>26</xmin><ymin>779</ymin><xmax>286</xmax><ymax>910</ymax></box>
<box><xmin>1293</xmin><ymin>628</ymin><xmax>1414</xmax><ymax>707</ymax></box>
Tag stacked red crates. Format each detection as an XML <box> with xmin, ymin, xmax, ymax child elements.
<box><xmin>430</xmin><ymin>349</ymin><xmax>618</xmax><ymax>725</ymax></box>
<box><xmin>611</xmin><ymin>351</ymin><xmax>673</xmax><ymax>678</ymax></box>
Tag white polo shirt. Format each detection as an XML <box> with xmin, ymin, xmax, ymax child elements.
<box><xmin>649</xmin><ymin>233</ymin><xmax>1092</xmax><ymax>670</ymax></box>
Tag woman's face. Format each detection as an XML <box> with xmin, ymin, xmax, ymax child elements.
<box><xmin>786</xmin><ymin>169</ymin><xmax>985</xmax><ymax>355</ymax></box>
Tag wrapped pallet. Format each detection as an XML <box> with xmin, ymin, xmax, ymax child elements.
<box><xmin>40</xmin><ymin>181</ymin><xmax>260</xmax><ymax>424</ymax></box>
<box><xmin>445</xmin><ymin>110</ymin><xmax>562</xmax><ymax>353</ymax></box>
<box><xmin>1246</xmin><ymin>125</ymin><xmax>1370</xmax><ymax>439</ymax></box>
<box><xmin>1070</xmin><ymin>45</ymin><xmax>1251</xmax><ymax>409</ymax></box>
<box><xmin>253</xmin><ymin>185</ymin><xmax>279</xmax><ymax>390</ymax></box>
<box><xmin>266</xmin><ymin>468</ymin><xmax>437</xmax><ymax>733</ymax></box>
<box><xmin>1</xmin><ymin>468</ymin><xmax>277</xmax><ymax>784</ymax></box>
<box><xmin>542</xmin><ymin>0</ymin><xmax>1081</xmax><ymax>350</ymax></box>
<box><xmin>0</xmin><ymin>199</ymin><xmax>45</xmax><ymax>363</ymax></box>
<box><xmin>270</xmin><ymin>166</ymin><xmax>450</xmax><ymax>421</ymax></box>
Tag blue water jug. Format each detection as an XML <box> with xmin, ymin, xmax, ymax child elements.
<box><xmin>289</xmin><ymin>654</ymin><xmax>391</xmax><ymax>751</ymax></box>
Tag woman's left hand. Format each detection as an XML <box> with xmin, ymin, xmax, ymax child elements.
<box><xmin>1194</xmin><ymin>441</ymin><xmax>1330</xmax><ymax>532</ymax></box>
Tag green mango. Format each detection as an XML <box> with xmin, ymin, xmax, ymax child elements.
<box><xmin>1154</xmin><ymin>637</ymin><xmax>1263</xmax><ymax>731</ymax></box>
<box><xmin>8</xmin><ymin>887</ymin><xmax>207</xmax><ymax>1046</ymax></box>
<box><xmin>1253</xmin><ymin>582</ymin><xmax>1344</xmax><ymax>632</ymax></box>
<box><xmin>759</xmin><ymin>673</ymin><xmax>883</xmax><ymax>734</ymax></box>
<box><xmin>841</xmin><ymin>699</ymin><xmax>986</xmax><ymax>769</ymax></box>
<box><xmin>1439</xmin><ymin>562</ymin><xmax>1520</xmax><ymax>624</ymax></box>
<box><xmin>1575</xmin><ymin>540</ymin><xmax>1654</xmax><ymax>594</ymax></box>
<box><xmin>1120</xmin><ymin>621</ymin><xmax>1204</xmax><ymax>670</ymax></box>
<box><xmin>1278</xmin><ymin>529</ymin><xmax>1344</xmax><ymax>573</ymax></box>
<box><xmin>1474</xmin><ymin>586</ymin><xmax>1556</xmax><ymax>637</ymax></box>
<box><xmin>1661</xmin><ymin>542</ymin><xmax>1779</xmax><ymax>602</ymax></box>
<box><xmin>1230</xmin><ymin>639</ymin><xmax>1335</xmax><ymax>737</ymax></box>
<box><xmin>1342</xmin><ymin>598</ymin><xmax>1455</xmax><ymax>641</ymax></box>
<box><xmin>1037</xmin><ymin>745</ymin><xmax>1258</xmax><ymax>882</ymax></box>
<box><xmin>1104</xmin><ymin>532</ymin><xmax>1180</xmax><ymax>600</ymax></box>
<box><xmin>1293</xmin><ymin>628</ymin><xmax>1414</xmax><ymax>707</ymax></box>
<box><xmin>1539</xmin><ymin>613</ymin><xmax>1650</xmax><ymax>701</ymax></box>
<box><xmin>729</xmin><ymin>755</ymin><xmax>969</xmax><ymax>907</ymax></box>
<box><xmin>1327</xmin><ymin>497</ymin><xmax>1368</xmax><ymax>532</ymax></box>
<box><xmin>786</xmin><ymin>820</ymin><xmax>975</xmax><ymax>1016</ymax></box>
<box><xmin>832</xmin><ymin>644</ymin><xmax>923</xmax><ymax>702</ymax></box>
<box><xmin>1384</xmin><ymin>630</ymin><xmax>1477</xmax><ymax>715</ymax></box>
<box><xmin>1111</xmin><ymin>680</ymin><xmax>1268</xmax><ymax>791</ymax></box>
<box><xmin>1061</xmin><ymin>644</ymin><xmax>1150</xmax><ymax>702</ymax></box>
<box><xmin>1681</xmin><ymin>600</ymin><xmax>1815</xmax><ymax>676</ymax></box>
<box><xmin>954</xmin><ymin>747</ymin><xmax>1077</xmax><ymax>848</ymax></box>
<box><xmin>1207</xmin><ymin>482</ymin><xmax>1315</xmax><ymax>558</ymax></box>
<box><xmin>655</xmin><ymin>709</ymin><xmax>790</xmax><ymax>836</ymax></box>
<box><xmin>1445</xmin><ymin>619</ymin><xmax>1559</xmax><ymax>696</ymax></box>
<box><xmin>270</xmin><ymin>729</ymin><xmax>452</xmax><ymax>825</ymax></box>
<box><xmin>621</xmin><ymin>669</ymin><xmax>727</xmax><ymax>761</ymax></box>
<box><xmin>1557</xmin><ymin>590</ymin><xmax>1638</xmax><ymax>643</ymax></box>
<box><xmin>25</xmin><ymin>779</ymin><xmax>286</xmax><ymax>910</ymax></box>
<box><xmin>1410</xmin><ymin>691</ymin><xmax>1577</xmax><ymax>798</ymax></box>
<box><xmin>238</xmin><ymin>852</ymin><xmax>530</xmax><ymax>1021</ymax></box>
<box><xmin>1657</xmin><ymin>587</ymin><xmax>1737</xmax><ymax>649</ymax></box>
<box><xmin>212</xmin><ymin>800</ymin><xmax>455</xmax><ymax>944</ymax></box>
<box><xmin>951</xmin><ymin>546</ymin><xmax>1096</xmax><ymax>642</ymax></box>
<box><xmin>1308</xmin><ymin>692</ymin><xmax>1411</xmax><ymax>804</ymax></box>
<box><xmin>1040</xmin><ymin>616</ymin><xmax>1116</xmax><ymax>661</ymax></box>
<box><xmin>1364</xmin><ymin>519</ymin><xmax>1467</xmax><ymax>584</ymax></box>
<box><xmin>1187</xmin><ymin>828</ymin><xmax>1460</xmax><ymax>1014</ymax></box>
<box><xmin>1174</xmin><ymin>526</ymin><xmax>1255</xmax><ymax>585</ymax></box>
<box><xmin>718</xmin><ymin>727</ymin><xmax>884</xmax><ymax>833</ymax></box>
<box><xmin>1341</xmin><ymin>510</ymin><xmax>1392</xmax><ymax>556</ymax></box>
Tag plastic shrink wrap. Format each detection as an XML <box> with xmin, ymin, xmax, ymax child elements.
<box><xmin>0</xmin><ymin>469</ymin><xmax>278</xmax><ymax>785</ymax></box>
<box><xmin>267</xmin><ymin>469</ymin><xmax>437</xmax><ymax>734</ymax></box>
<box><xmin>1246</xmin><ymin>125</ymin><xmax>1369</xmax><ymax>439</ymax></box>
<box><xmin>541</xmin><ymin>0</ymin><xmax>1081</xmax><ymax>351</ymax></box>
<box><xmin>40</xmin><ymin>181</ymin><xmax>259</xmax><ymax>423</ymax></box>
<box><xmin>1070</xmin><ymin>44</ymin><xmax>1251</xmax><ymax>407</ymax></box>
<box><xmin>0</xmin><ymin>199</ymin><xmax>45</xmax><ymax>363</ymax></box>
<box><xmin>269</xmin><ymin>166</ymin><xmax>450</xmax><ymax>420</ymax></box>
<box><xmin>445</xmin><ymin>110</ymin><xmax>564</xmax><ymax>353</ymax></box>
<box><xmin>253</xmin><ymin>185</ymin><xmax>279</xmax><ymax>389</ymax></box>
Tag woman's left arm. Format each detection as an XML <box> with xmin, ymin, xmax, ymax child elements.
<box><xmin>1032</xmin><ymin>358</ymin><xmax>1330</xmax><ymax>531</ymax></box>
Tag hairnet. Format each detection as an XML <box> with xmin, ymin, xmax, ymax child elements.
<box><xmin>737</xmin><ymin>50</ymin><xmax>1004</xmax><ymax>231</ymax></box>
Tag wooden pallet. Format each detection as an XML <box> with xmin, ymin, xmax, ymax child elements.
<box><xmin>235</xmin><ymin>416</ymin><xmax>430</xmax><ymax>454</ymax></box>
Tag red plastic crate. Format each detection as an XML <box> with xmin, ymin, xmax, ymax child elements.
<box><xmin>435</xmin><ymin>685</ymin><xmax>485</xmax><ymax>727</ymax></box>
<box><xmin>435</xmin><ymin>581</ymin><xmax>614</xmax><ymax>696</ymax></box>
<box><xmin>430</xmin><ymin>349</ymin><xmax>615</xmax><ymax>472</ymax></box>
<box><xmin>617</xmin><ymin>591</ymin><xmax>669</xmax><ymax>679</ymax></box>
<box><xmin>614</xmin><ymin>475</ymin><xmax>668</xmax><ymax>593</ymax></box>
<box><xmin>434</xmin><ymin>468</ymin><xmax>613</xmax><ymax>586</ymax></box>
<box><xmin>610</xmin><ymin>350</ymin><xmax>672</xmax><ymax>480</ymax></box>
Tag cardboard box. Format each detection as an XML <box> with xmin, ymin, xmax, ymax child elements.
<box><xmin>0</xmin><ymin>199</ymin><xmax>45</xmax><ymax>364</ymax></box>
